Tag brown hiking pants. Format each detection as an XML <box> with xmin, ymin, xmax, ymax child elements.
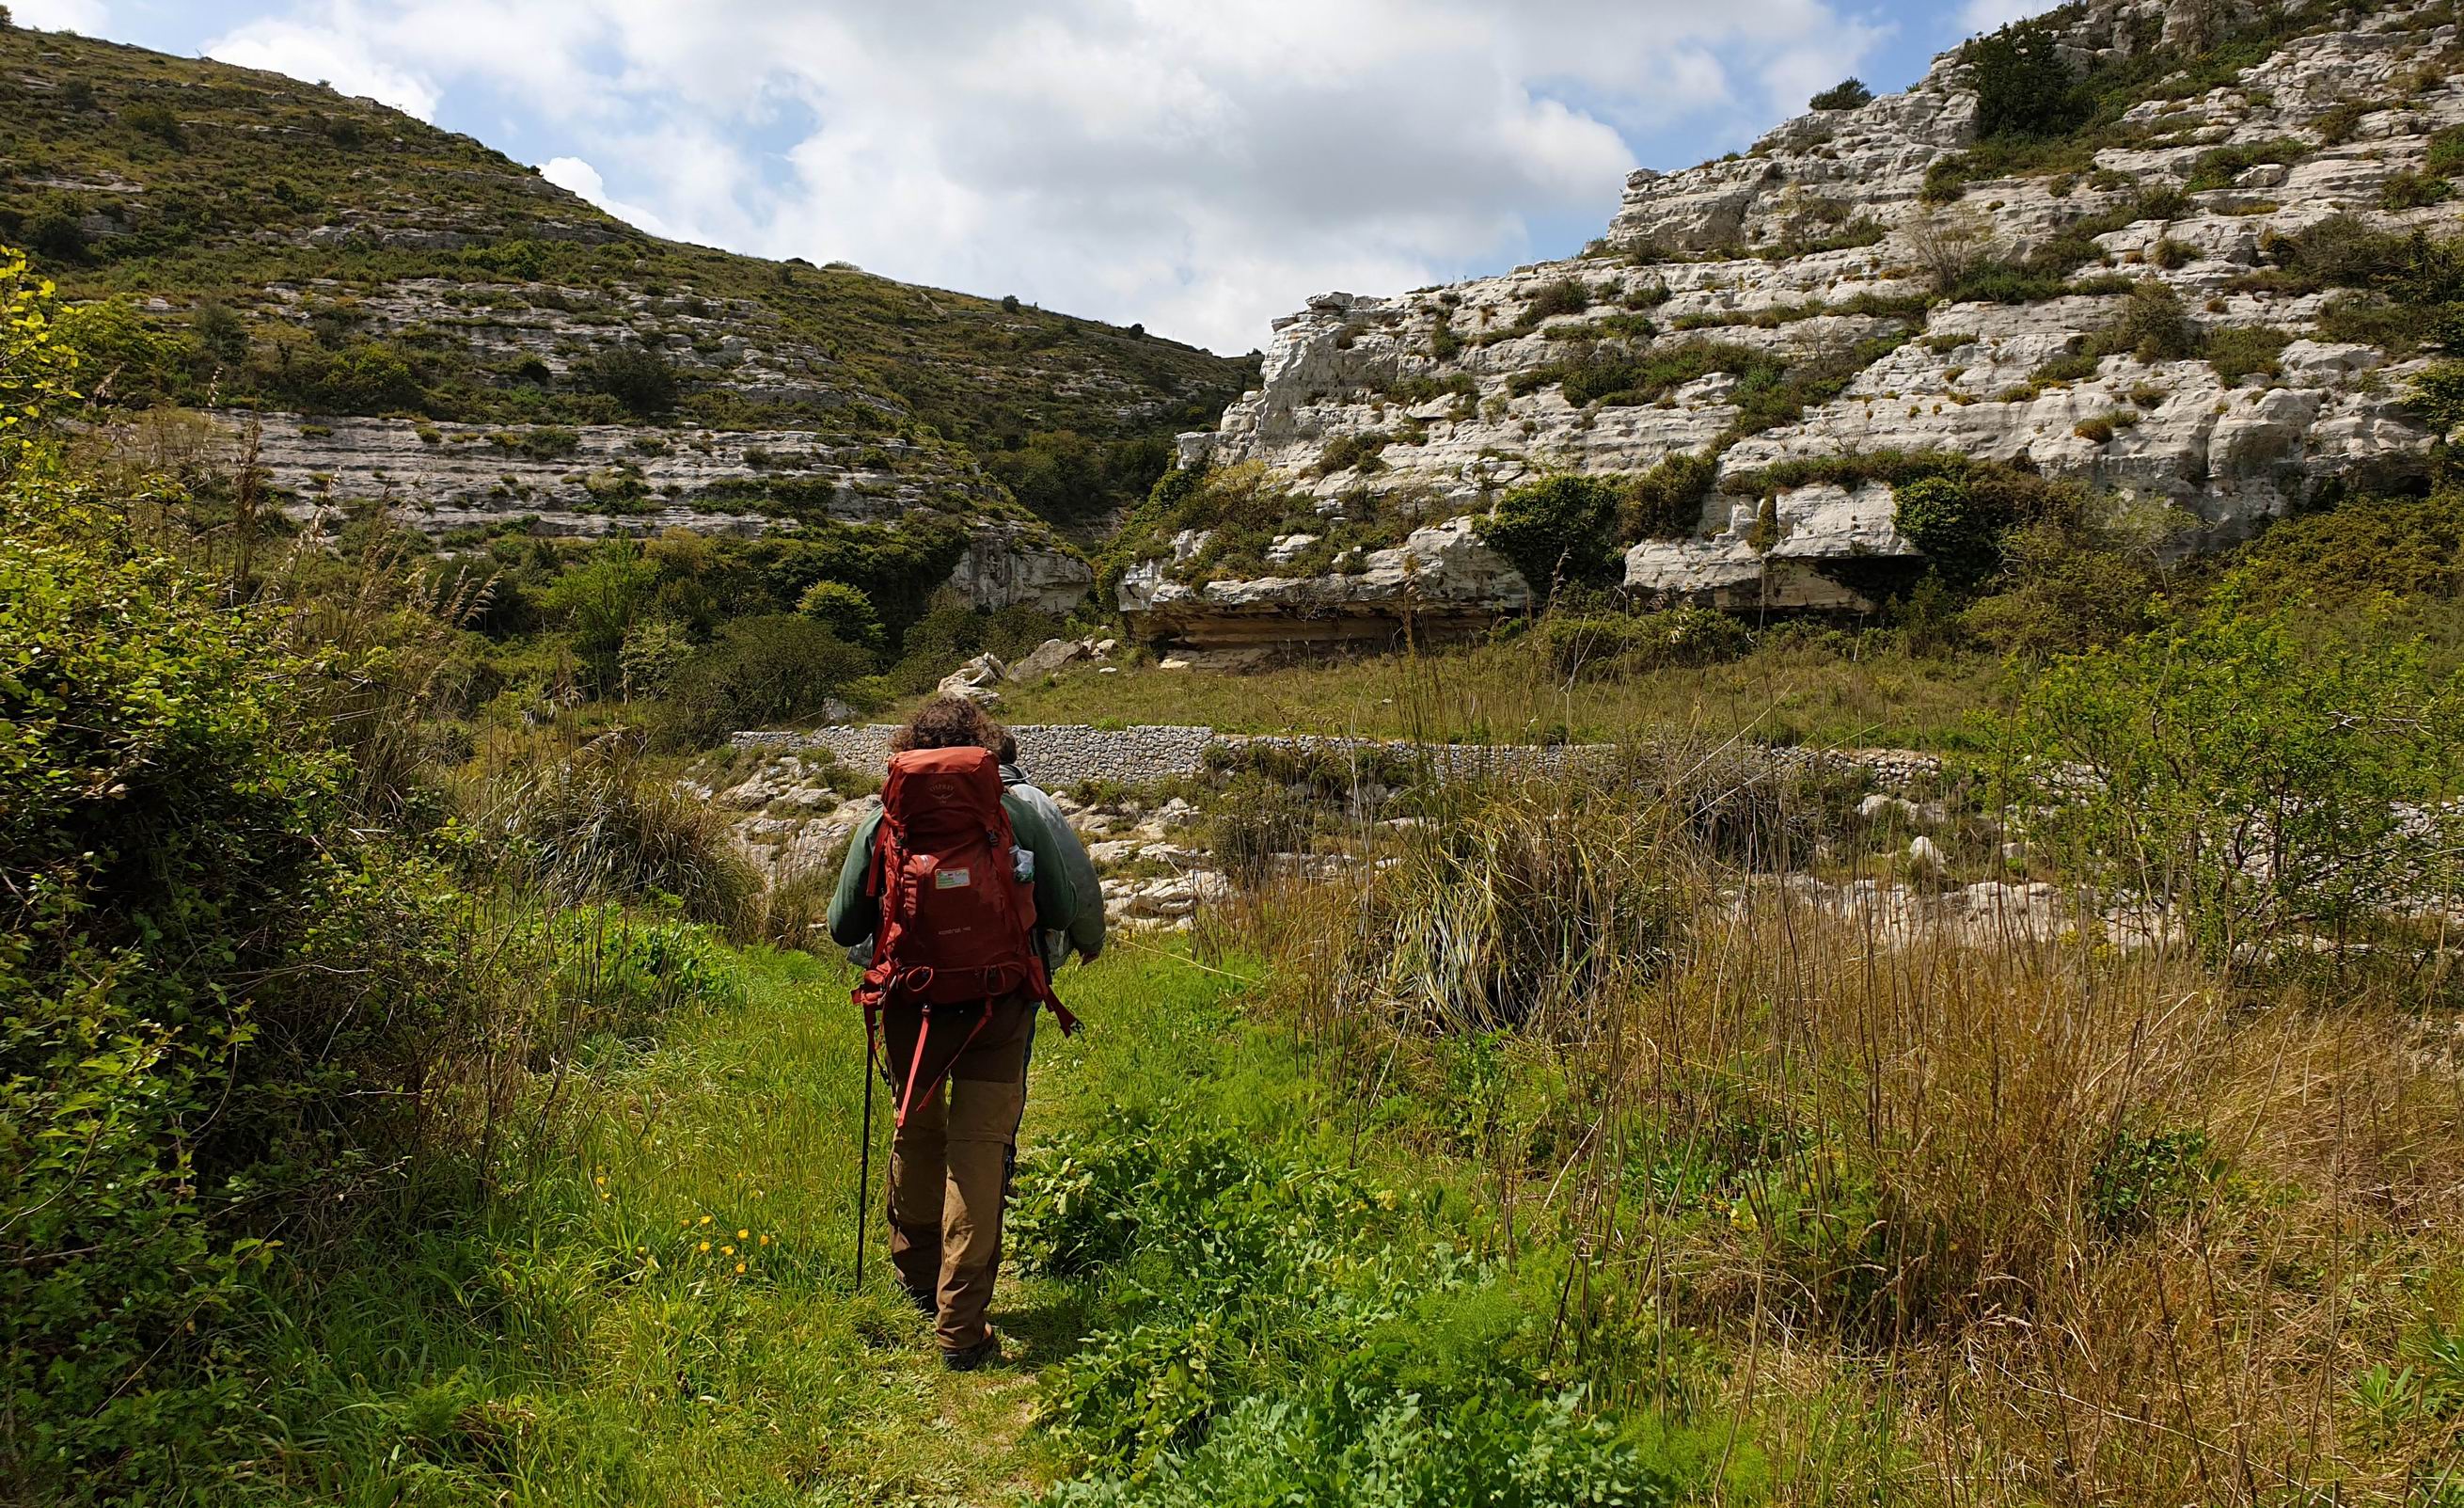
<box><xmin>882</xmin><ymin>994</ymin><xmax>1036</xmax><ymax>1352</ymax></box>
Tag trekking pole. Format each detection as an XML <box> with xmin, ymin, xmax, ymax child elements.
<box><xmin>854</xmin><ymin>1046</ymin><xmax>874</xmax><ymax>1290</ymax></box>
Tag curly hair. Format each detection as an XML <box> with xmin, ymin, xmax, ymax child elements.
<box><xmin>890</xmin><ymin>695</ymin><xmax>1006</xmax><ymax>754</ymax></box>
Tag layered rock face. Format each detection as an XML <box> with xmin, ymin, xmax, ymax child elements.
<box><xmin>1152</xmin><ymin>0</ymin><xmax>2456</xmax><ymax>627</ymax></box>
<box><xmin>218</xmin><ymin>276</ymin><xmax>1092</xmax><ymax>611</ymax></box>
<box><xmin>1117</xmin><ymin>516</ymin><xmax>1532</xmax><ymax>649</ymax></box>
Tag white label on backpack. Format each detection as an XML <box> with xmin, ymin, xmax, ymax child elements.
<box><xmin>935</xmin><ymin>867</ymin><xmax>972</xmax><ymax>889</ymax></box>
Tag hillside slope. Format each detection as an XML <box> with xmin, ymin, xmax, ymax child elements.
<box><xmin>1137</xmin><ymin>0</ymin><xmax>2458</xmax><ymax>645</ymax></box>
<box><xmin>0</xmin><ymin>21</ymin><xmax>1252</xmax><ymax>607</ymax></box>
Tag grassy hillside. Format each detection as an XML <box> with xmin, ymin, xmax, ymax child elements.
<box><xmin>0</xmin><ymin>20</ymin><xmax>1253</xmax><ymax>524</ymax></box>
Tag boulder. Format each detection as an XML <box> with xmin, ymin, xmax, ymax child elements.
<box><xmin>1006</xmin><ymin>637</ymin><xmax>1089</xmax><ymax>682</ymax></box>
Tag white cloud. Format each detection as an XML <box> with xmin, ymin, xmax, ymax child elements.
<box><xmin>1958</xmin><ymin>0</ymin><xmax>2061</xmax><ymax>35</ymax></box>
<box><xmin>199</xmin><ymin>0</ymin><xmax>1890</xmax><ymax>353</ymax></box>
<box><xmin>10</xmin><ymin>0</ymin><xmax>109</xmax><ymax>33</ymax></box>
<box><xmin>205</xmin><ymin>19</ymin><xmax>441</xmax><ymax>119</ymax></box>
<box><xmin>538</xmin><ymin>154</ymin><xmax>687</xmax><ymax>242</ymax></box>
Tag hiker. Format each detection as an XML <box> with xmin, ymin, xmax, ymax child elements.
<box><xmin>827</xmin><ymin>697</ymin><xmax>1104</xmax><ymax>1370</ymax></box>
<box><xmin>998</xmin><ymin>729</ymin><xmax>1104</xmax><ymax>977</ymax></box>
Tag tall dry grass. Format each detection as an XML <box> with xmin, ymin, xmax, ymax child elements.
<box><xmin>1218</xmin><ymin>749</ymin><xmax>2464</xmax><ymax>1507</ymax></box>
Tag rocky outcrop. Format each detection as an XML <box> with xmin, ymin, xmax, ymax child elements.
<box><xmin>1157</xmin><ymin>0</ymin><xmax>2455</xmax><ymax>622</ymax></box>
<box><xmin>1117</xmin><ymin>516</ymin><xmax>1531</xmax><ymax>649</ymax></box>
<box><xmin>226</xmin><ymin>409</ymin><xmax>1087</xmax><ymax>612</ymax></box>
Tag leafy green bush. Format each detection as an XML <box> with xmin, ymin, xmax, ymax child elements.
<box><xmin>1809</xmin><ymin>77</ymin><xmax>1873</xmax><ymax>111</ymax></box>
<box><xmin>1996</xmin><ymin>604</ymin><xmax>2464</xmax><ymax>967</ymax></box>
<box><xmin>2227</xmin><ymin>494</ymin><xmax>2462</xmax><ymax>601</ymax></box>
<box><xmin>2382</xmin><ymin>168</ymin><xmax>2454</xmax><ymax>212</ymax></box>
<box><xmin>2107</xmin><ymin>277</ymin><xmax>2202</xmax><ymax>361</ymax></box>
<box><xmin>1483</xmin><ymin>473</ymin><xmax>1620</xmax><ymax>596</ymax></box>
<box><xmin>1314</xmin><ymin>429</ymin><xmax>1390</xmax><ymax>476</ymax></box>
<box><xmin>2207</xmin><ymin>325</ymin><xmax>2290</xmax><ymax>386</ymax></box>
<box><xmin>1620</xmin><ymin>450</ymin><xmax>1716</xmax><ymax>539</ymax></box>
<box><xmin>1520</xmin><ymin>277</ymin><xmax>1595</xmax><ymax>325</ymax></box>
<box><xmin>2</xmin><ymin>487</ymin><xmax>331</xmax><ymax>1486</ymax></box>
<box><xmin>578</xmin><ymin>340</ymin><xmax>680</xmax><ymax>416</ymax></box>
<box><xmin>795</xmin><ymin>578</ymin><xmax>885</xmax><ymax>650</ymax></box>
<box><xmin>1966</xmin><ymin>14</ymin><xmax>2088</xmax><ymax>142</ymax></box>
<box><xmin>1892</xmin><ymin>475</ymin><xmax>2001</xmax><ymax>585</ymax></box>
<box><xmin>662</xmin><ymin>613</ymin><xmax>871</xmax><ymax>747</ymax></box>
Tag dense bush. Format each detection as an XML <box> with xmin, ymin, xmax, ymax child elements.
<box><xmin>1809</xmin><ymin>77</ymin><xmax>1872</xmax><ymax>111</ymax></box>
<box><xmin>1893</xmin><ymin>475</ymin><xmax>2002</xmax><ymax>585</ymax></box>
<box><xmin>1967</xmin><ymin>14</ymin><xmax>2088</xmax><ymax>141</ymax></box>
<box><xmin>2227</xmin><ymin>493</ymin><xmax>2463</xmax><ymax>601</ymax></box>
<box><xmin>795</xmin><ymin>578</ymin><xmax>885</xmax><ymax>650</ymax></box>
<box><xmin>661</xmin><ymin>612</ymin><xmax>871</xmax><ymax>746</ymax></box>
<box><xmin>985</xmin><ymin>427</ymin><xmax>1176</xmax><ymax>524</ymax></box>
<box><xmin>577</xmin><ymin>340</ymin><xmax>680</xmax><ymax>416</ymax></box>
<box><xmin>1483</xmin><ymin>473</ymin><xmax>1621</xmax><ymax>596</ymax></box>
<box><xmin>1620</xmin><ymin>450</ymin><xmax>1716</xmax><ymax>539</ymax></box>
<box><xmin>1998</xmin><ymin>603</ymin><xmax>2464</xmax><ymax>966</ymax></box>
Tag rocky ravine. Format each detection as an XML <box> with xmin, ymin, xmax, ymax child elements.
<box><xmin>1138</xmin><ymin>0</ymin><xmax>2456</xmax><ymax>643</ymax></box>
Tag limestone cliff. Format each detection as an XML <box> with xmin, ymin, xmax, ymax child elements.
<box><xmin>1146</xmin><ymin>0</ymin><xmax>2456</xmax><ymax>633</ymax></box>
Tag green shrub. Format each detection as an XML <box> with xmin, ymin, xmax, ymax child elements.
<box><xmin>1892</xmin><ymin>474</ymin><xmax>2001</xmax><ymax>585</ymax></box>
<box><xmin>2206</xmin><ymin>325</ymin><xmax>2290</xmax><ymax>386</ymax></box>
<box><xmin>1960</xmin><ymin>500</ymin><xmax>2173</xmax><ymax>658</ymax></box>
<box><xmin>1314</xmin><ymin>430</ymin><xmax>1390</xmax><ymax>476</ymax></box>
<box><xmin>2228</xmin><ymin>494</ymin><xmax>2464</xmax><ymax>601</ymax></box>
<box><xmin>2184</xmin><ymin>139</ymin><xmax>2302</xmax><ymax>192</ymax></box>
<box><xmin>2429</xmin><ymin>127</ymin><xmax>2464</xmax><ymax>179</ymax></box>
<box><xmin>1520</xmin><ymin>278</ymin><xmax>1595</xmax><ymax>325</ymax></box>
<box><xmin>578</xmin><ymin>340</ymin><xmax>680</xmax><ymax>416</ymax></box>
<box><xmin>662</xmin><ymin>613</ymin><xmax>871</xmax><ymax>747</ymax></box>
<box><xmin>1620</xmin><ymin>450</ymin><xmax>1717</xmax><ymax>539</ymax></box>
<box><xmin>1966</xmin><ymin>15</ymin><xmax>2088</xmax><ymax>142</ymax></box>
<box><xmin>1483</xmin><ymin>473</ymin><xmax>1621</xmax><ymax>596</ymax></box>
<box><xmin>795</xmin><ymin>578</ymin><xmax>885</xmax><ymax>650</ymax></box>
<box><xmin>2382</xmin><ymin>169</ymin><xmax>2454</xmax><ymax>212</ymax></box>
<box><xmin>1995</xmin><ymin>604</ymin><xmax>2464</xmax><ymax>967</ymax></box>
<box><xmin>2148</xmin><ymin>237</ymin><xmax>2197</xmax><ymax>270</ymax></box>
<box><xmin>2409</xmin><ymin>361</ymin><xmax>2464</xmax><ymax>432</ymax></box>
<box><xmin>2108</xmin><ymin>278</ymin><xmax>2202</xmax><ymax>361</ymax></box>
<box><xmin>1809</xmin><ymin>77</ymin><xmax>1873</xmax><ymax>111</ymax></box>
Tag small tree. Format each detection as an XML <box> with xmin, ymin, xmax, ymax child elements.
<box><xmin>1809</xmin><ymin>78</ymin><xmax>1873</xmax><ymax>111</ymax></box>
<box><xmin>580</xmin><ymin>340</ymin><xmax>680</xmax><ymax>417</ymax></box>
<box><xmin>1484</xmin><ymin>474</ymin><xmax>1621</xmax><ymax>598</ymax></box>
<box><xmin>796</xmin><ymin>579</ymin><xmax>885</xmax><ymax>651</ymax></box>
<box><xmin>1892</xmin><ymin>474</ymin><xmax>2001</xmax><ymax>586</ymax></box>
<box><xmin>1997</xmin><ymin>604</ymin><xmax>2463</xmax><ymax>969</ymax></box>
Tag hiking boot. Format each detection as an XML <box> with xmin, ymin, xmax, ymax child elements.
<box><xmin>940</xmin><ymin>1330</ymin><xmax>1001</xmax><ymax>1372</ymax></box>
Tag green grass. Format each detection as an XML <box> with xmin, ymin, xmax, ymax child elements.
<box><xmin>236</xmin><ymin>943</ymin><xmax>1266</xmax><ymax>1505</ymax></box>
<box><xmin>1000</xmin><ymin>634</ymin><xmax>2008</xmax><ymax>750</ymax></box>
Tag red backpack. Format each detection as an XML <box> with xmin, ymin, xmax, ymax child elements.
<box><xmin>855</xmin><ymin>746</ymin><xmax>1073</xmax><ymax>1123</ymax></box>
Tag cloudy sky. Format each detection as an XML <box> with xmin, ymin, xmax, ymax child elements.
<box><xmin>18</xmin><ymin>0</ymin><xmax>2052</xmax><ymax>353</ymax></box>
